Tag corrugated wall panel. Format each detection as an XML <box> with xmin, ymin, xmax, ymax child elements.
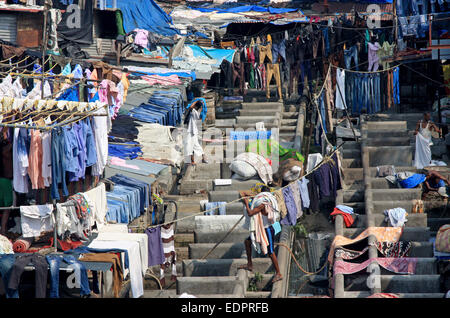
<box><xmin>0</xmin><ymin>14</ymin><xmax>18</xmax><ymax>44</ymax></box>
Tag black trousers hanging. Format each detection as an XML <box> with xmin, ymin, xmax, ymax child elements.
<box><xmin>8</xmin><ymin>254</ymin><xmax>48</xmax><ymax>298</ymax></box>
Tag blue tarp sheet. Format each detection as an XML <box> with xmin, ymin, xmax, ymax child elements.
<box><xmin>187</xmin><ymin>45</ymin><xmax>235</xmax><ymax>67</ymax></box>
<box><xmin>100</xmin><ymin>0</ymin><xmax>179</xmax><ymax>36</ymax></box>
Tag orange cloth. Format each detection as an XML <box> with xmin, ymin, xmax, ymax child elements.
<box><xmin>330</xmin><ymin>208</ymin><xmax>354</xmax><ymax>228</ymax></box>
<box><xmin>29</xmin><ymin>129</ymin><xmax>45</xmax><ymax>189</ymax></box>
<box><xmin>328</xmin><ymin>227</ymin><xmax>403</xmax><ymax>265</ymax></box>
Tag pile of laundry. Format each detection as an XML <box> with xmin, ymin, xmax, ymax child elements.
<box><xmin>379</xmin><ymin>165</ymin><xmax>426</xmax><ymax>189</ymax></box>
<box><xmin>330</xmin><ymin>205</ymin><xmax>355</xmax><ymax>228</ymax></box>
<box><xmin>384</xmin><ymin>207</ymin><xmax>408</xmax><ymax>227</ymax></box>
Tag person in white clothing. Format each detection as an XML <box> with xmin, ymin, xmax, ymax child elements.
<box><xmin>184</xmin><ymin>100</ymin><xmax>208</xmax><ymax>165</ymax></box>
<box><xmin>414</xmin><ymin>112</ymin><xmax>441</xmax><ymax>169</ymax></box>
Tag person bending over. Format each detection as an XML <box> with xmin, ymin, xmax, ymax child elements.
<box><xmin>238</xmin><ymin>186</ymin><xmax>282</xmax><ymax>283</ymax></box>
<box><xmin>424</xmin><ymin>170</ymin><xmax>450</xmax><ymax>193</ymax></box>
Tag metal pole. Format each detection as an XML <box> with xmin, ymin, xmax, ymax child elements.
<box><xmin>41</xmin><ymin>1</ymin><xmax>51</xmax><ymax>99</ymax></box>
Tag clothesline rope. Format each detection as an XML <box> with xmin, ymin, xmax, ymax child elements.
<box><xmin>331</xmin><ymin>63</ymin><xmax>400</xmax><ymax>74</ymax></box>
<box><xmin>147</xmin><ymin>143</ymin><xmax>345</xmax><ymax>229</ymax></box>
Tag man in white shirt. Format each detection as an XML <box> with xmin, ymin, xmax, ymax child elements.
<box><xmin>184</xmin><ymin>100</ymin><xmax>208</xmax><ymax>165</ymax></box>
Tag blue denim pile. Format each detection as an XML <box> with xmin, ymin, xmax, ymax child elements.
<box><xmin>108</xmin><ymin>142</ymin><xmax>143</xmax><ymax>160</ymax></box>
<box><xmin>397</xmin><ymin>0</ymin><xmax>449</xmax><ymax>39</ymax></box>
<box><xmin>105</xmin><ymin>174</ymin><xmax>151</xmax><ymax>224</ymax></box>
<box><xmin>128</xmin><ymin>90</ymin><xmax>183</xmax><ymax>126</ymax></box>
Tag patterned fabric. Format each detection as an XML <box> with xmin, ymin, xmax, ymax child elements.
<box><xmin>367</xmin><ymin>293</ymin><xmax>399</xmax><ymax>298</ymax></box>
<box><xmin>234</xmin><ymin>152</ymin><xmax>273</xmax><ymax>185</ymax></box>
<box><xmin>334</xmin><ymin>258</ymin><xmax>418</xmax><ymax>275</ymax></box>
<box><xmin>290</xmin><ymin>182</ymin><xmax>303</xmax><ymax>219</ymax></box>
<box><xmin>374</xmin><ymin>241</ymin><xmax>412</xmax><ymax>258</ymax></box>
<box><xmin>436</xmin><ymin>225</ymin><xmax>450</xmax><ymax>253</ymax></box>
<box><xmin>281</xmin><ymin>186</ymin><xmax>298</xmax><ymax>226</ymax></box>
<box><xmin>328</xmin><ymin>227</ymin><xmax>403</xmax><ymax>265</ymax></box>
<box><xmin>335</xmin><ymin>246</ymin><xmax>370</xmax><ymax>260</ymax></box>
<box><xmin>273</xmin><ymin>189</ymin><xmax>287</xmax><ymax>220</ymax></box>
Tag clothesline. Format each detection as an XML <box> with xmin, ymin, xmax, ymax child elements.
<box><xmin>331</xmin><ymin>63</ymin><xmax>400</xmax><ymax>74</ymax></box>
<box><xmin>146</xmin><ymin>143</ymin><xmax>344</xmax><ymax>229</ymax></box>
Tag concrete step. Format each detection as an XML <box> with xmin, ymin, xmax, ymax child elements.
<box><xmin>342</xmin><ymin>168</ymin><xmax>363</xmax><ymax>182</ymax></box>
<box><xmin>279</xmin><ymin>133</ymin><xmax>295</xmax><ymax>141</ymax></box>
<box><xmin>371</xmin><ymin>189</ymin><xmax>422</xmax><ymax>201</ymax></box>
<box><xmin>143</xmin><ymin>289</ymin><xmax>178</xmax><ymax>298</ymax></box>
<box><xmin>279</xmin><ymin>126</ymin><xmax>296</xmax><ymax>132</ymax></box>
<box><xmin>182</xmin><ymin>258</ymin><xmax>273</xmax><ymax>277</ymax></box>
<box><xmin>354</xmin><ymin>213</ymin><xmax>428</xmax><ymax>228</ymax></box>
<box><xmin>239</xmin><ymin>109</ymin><xmax>281</xmax><ymax>117</ymax></box>
<box><xmin>340</xmin><ymin>141</ymin><xmax>361</xmax><ymax>150</ymax></box>
<box><xmin>409</xmin><ymin>241</ymin><xmax>434</xmax><ymax>257</ymax></box>
<box><xmin>427</xmin><ymin>218</ymin><xmax>450</xmax><ymax>232</ymax></box>
<box><xmin>342</xmin><ymin>190</ymin><xmax>364</xmax><ymax>203</ymax></box>
<box><xmin>366</xmin><ymin>137</ymin><xmax>410</xmax><ymax>147</ymax></box>
<box><xmin>175</xmin><ymin>233</ymin><xmax>195</xmax><ymax>247</ymax></box>
<box><xmin>235</xmin><ymin>116</ymin><xmax>279</xmax><ymax>124</ymax></box>
<box><xmin>209</xmin><ymin>190</ymin><xmax>240</xmax><ymax>202</ymax></box>
<box><xmin>342</xmin><ymin>227</ymin><xmax>431</xmax><ymax>241</ymax></box>
<box><xmin>343</xmin><ymin>180</ymin><xmax>365</xmax><ymax>191</ymax></box>
<box><xmin>177</xmin><ymin>276</ymin><xmax>237</xmax><ymax>295</ymax></box>
<box><xmin>281</xmin><ymin>119</ymin><xmax>297</xmax><ymax>126</ymax></box>
<box><xmin>241</xmin><ymin>102</ymin><xmax>283</xmax><ymax>110</ymax></box>
<box><xmin>342</xmin><ymin>148</ymin><xmax>361</xmax><ymax>159</ymax></box>
<box><xmin>282</xmin><ymin>112</ymin><xmax>299</xmax><ymax>119</ymax></box>
<box><xmin>214</xmin><ymin>179</ymin><xmax>262</xmax><ymax>191</ymax></box>
<box><xmin>342</xmin><ymin>158</ymin><xmax>362</xmax><ymax>169</ymax></box>
<box><xmin>367</xmin><ymin>130</ymin><xmax>409</xmax><ymax>139</ymax></box>
<box><xmin>381</xmin><ymin>275</ymin><xmax>441</xmax><ymax>293</ymax></box>
<box><xmin>372</xmin><ymin>200</ymin><xmax>416</xmax><ymax>213</ymax></box>
<box><xmin>233</xmin><ymin>123</ymin><xmax>280</xmax><ymax>130</ymax></box>
<box><xmin>189</xmin><ymin>243</ymin><xmax>247</xmax><ymax>259</ymax></box>
<box><xmin>368</xmin><ymin>146</ymin><xmax>413</xmax><ymax>167</ymax></box>
<box><xmin>194</xmin><ymin>229</ymin><xmax>250</xmax><ymax>244</ymax></box>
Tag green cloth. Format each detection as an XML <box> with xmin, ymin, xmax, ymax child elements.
<box><xmin>116</xmin><ymin>10</ymin><xmax>126</xmax><ymax>36</ymax></box>
<box><xmin>0</xmin><ymin>178</ymin><xmax>13</xmax><ymax>207</ymax></box>
<box><xmin>249</xmin><ymin>67</ymin><xmax>255</xmax><ymax>89</ymax></box>
<box><xmin>246</xmin><ymin>140</ymin><xmax>304</xmax><ymax>163</ymax></box>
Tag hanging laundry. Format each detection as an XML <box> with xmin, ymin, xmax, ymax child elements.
<box><xmin>330</xmin><ymin>207</ymin><xmax>354</xmax><ymax>228</ymax></box>
<box><xmin>384</xmin><ymin>208</ymin><xmax>408</xmax><ymax>227</ymax></box>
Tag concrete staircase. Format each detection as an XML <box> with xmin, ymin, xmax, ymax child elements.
<box><xmin>333</xmin><ymin>118</ymin><xmax>446</xmax><ymax>298</ymax></box>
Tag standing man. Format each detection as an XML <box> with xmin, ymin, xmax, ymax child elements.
<box><xmin>184</xmin><ymin>99</ymin><xmax>208</xmax><ymax>165</ymax></box>
<box><xmin>414</xmin><ymin>112</ymin><xmax>441</xmax><ymax>169</ymax></box>
<box><xmin>238</xmin><ymin>186</ymin><xmax>283</xmax><ymax>283</ymax></box>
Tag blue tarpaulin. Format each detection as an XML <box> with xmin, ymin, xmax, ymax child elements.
<box><xmin>187</xmin><ymin>45</ymin><xmax>235</xmax><ymax>67</ymax></box>
<box><xmin>100</xmin><ymin>0</ymin><xmax>179</xmax><ymax>36</ymax></box>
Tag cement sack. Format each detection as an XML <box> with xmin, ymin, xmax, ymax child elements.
<box><xmin>230</xmin><ymin>160</ymin><xmax>257</xmax><ymax>179</ymax></box>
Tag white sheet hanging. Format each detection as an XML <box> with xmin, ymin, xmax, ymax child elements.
<box><xmin>414</xmin><ymin>132</ymin><xmax>432</xmax><ymax>169</ymax></box>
